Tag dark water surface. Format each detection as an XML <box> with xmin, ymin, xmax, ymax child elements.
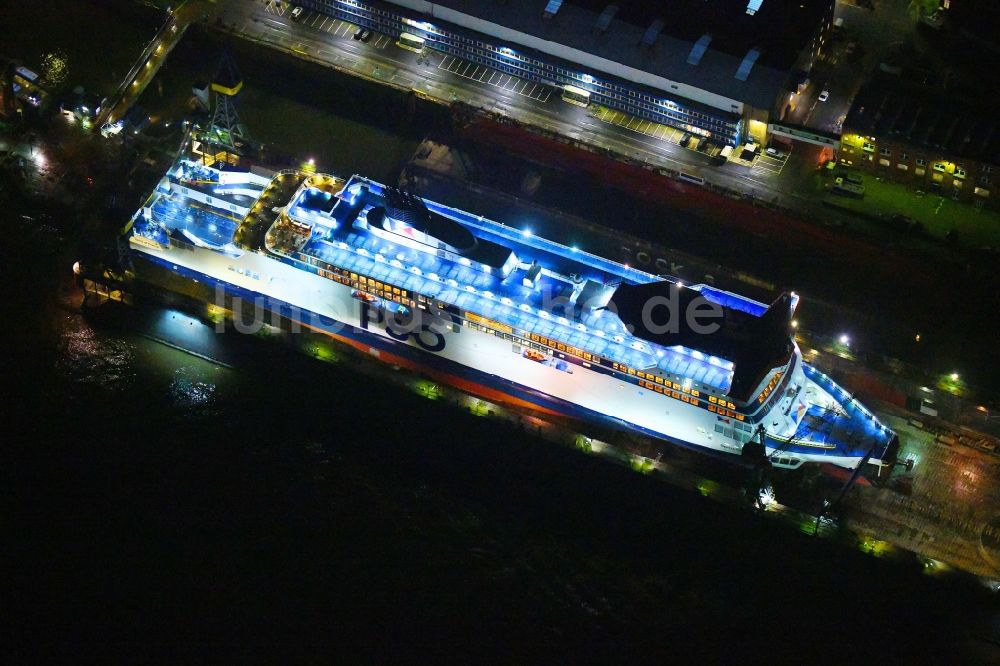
<box><xmin>2</xmin><ymin>217</ymin><xmax>994</xmax><ymax>661</ymax></box>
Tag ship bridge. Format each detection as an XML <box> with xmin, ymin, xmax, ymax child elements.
<box><xmin>768</xmin><ymin>364</ymin><xmax>897</xmax><ymax>464</ymax></box>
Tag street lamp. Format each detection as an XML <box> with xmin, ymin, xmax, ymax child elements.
<box><xmin>975</xmin><ymin>406</ymin><xmax>1000</xmax><ymax>424</ymax></box>
<box><xmin>939</xmin><ymin>372</ymin><xmax>964</xmax><ymax>396</ymax></box>
<box><xmin>838</xmin><ymin>334</ymin><xmax>850</xmax><ymax>346</ymax></box>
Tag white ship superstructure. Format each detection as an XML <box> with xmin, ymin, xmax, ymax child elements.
<box><xmin>127</xmin><ymin>154</ymin><xmax>896</xmax><ymax>469</ymax></box>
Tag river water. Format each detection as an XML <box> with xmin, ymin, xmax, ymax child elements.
<box><xmin>3</xmin><ymin>211</ymin><xmax>993</xmax><ymax>661</ymax></box>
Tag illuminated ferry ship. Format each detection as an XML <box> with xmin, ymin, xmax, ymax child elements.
<box><xmin>126</xmin><ymin>152</ymin><xmax>896</xmax><ymax>470</ymax></box>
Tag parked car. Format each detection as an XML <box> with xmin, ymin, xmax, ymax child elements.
<box><xmin>818</xmin><ymin>89</ymin><xmax>830</xmax><ymax>102</ymax></box>
<box><xmin>834</xmin><ymin>170</ymin><xmax>863</xmax><ymax>186</ymax></box>
<box><xmin>358</xmin><ymin>29</ymin><xmax>373</xmax><ymax>42</ymax></box>
<box><xmin>291</xmin><ymin>6</ymin><xmax>304</xmax><ymax>20</ymax></box>
<box><xmin>765</xmin><ymin>146</ymin><xmax>788</xmax><ymax>160</ymax></box>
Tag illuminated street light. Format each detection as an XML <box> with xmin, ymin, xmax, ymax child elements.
<box><xmin>791</xmin><ymin>319</ymin><xmax>799</xmax><ymax>329</ymax></box>
<box><xmin>838</xmin><ymin>334</ymin><xmax>850</xmax><ymax>346</ymax></box>
<box><xmin>939</xmin><ymin>372</ymin><xmax>965</xmax><ymax>396</ymax></box>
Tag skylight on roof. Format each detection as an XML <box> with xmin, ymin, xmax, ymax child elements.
<box><xmin>595</xmin><ymin>4</ymin><xmax>618</xmax><ymax>33</ymax></box>
<box><xmin>687</xmin><ymin>34</ymin><xmax>712</xmax><ymax>66</ymax></box>
<box><xmin>746</xmin><ymin>0</ymin><xmax>764</xmax><ymax>15</ymax></box>
<box><xmin>543</xmin><ymin>0</ymin><xmax>564</xmax><ymax>18</ymax></box>
<box><xmin>734</xmin><ymin>47</ymin><xmax>761</xmax><ymax>81</ymax></box>
<box><xmin>640</xmin><ymin>18</ymin><xmax>665</xmax><ymax>48</ymax></box>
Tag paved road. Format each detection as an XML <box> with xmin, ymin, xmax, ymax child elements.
<box><xmin>181</xmin><ymin>0</ymin><xmax>936</xmax><ymax>235</ymax></box>
<box><xmin>782</xmin><ymin>0</ymin><xmax>919</xmax><ymax>135</ymax></box>
<box><xmin>845</xmin><ymin>412</ymin><xmax>1000</xmax><ymax>578</ymax></box>
<box><xmin>210</xmin><ymin>0</ymin><xmax>941</xmax><ymax>247</ymax></box>
<box><xmin>96</xmin><ymin>1</ymin><xmax>204</xmax><ymax>129</ymax></box>
<box><xmin>211</xmin><ymin>0</ymin><xmax>822</xmax><ymax>205</ymax></box>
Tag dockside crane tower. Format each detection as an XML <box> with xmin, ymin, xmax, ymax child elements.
<box><xmin>201</xmin><ymin>51</ymin><xmax>248</xmax><ymax>166</ymax></box>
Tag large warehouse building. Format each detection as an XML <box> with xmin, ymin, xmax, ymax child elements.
<box><xmin>298</xmin><ymin>0</ymin><xmax>834</xmax><ymax>147</ymax></box>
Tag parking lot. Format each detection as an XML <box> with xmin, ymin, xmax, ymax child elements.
<box><xmin>436</xmin><ymin>55</ymin><xmax>553</xmax><ymax>102</ymax></box>
<box><xmin>590</xmin><ymin>105</ymin><xmax>688</xmax><ymax>144</ymax></box>
<box><xmin>752</xmin><ymin>148</ymin><xmax>791</xmax><ymax>176</ymax></box>
<box><xmin>267</xmin><ymin>2</ymin><xmax>391</xmax><ymax>48</ymax></box>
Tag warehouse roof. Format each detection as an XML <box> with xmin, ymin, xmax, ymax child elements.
<box><xmin>389</xmin><ymin>0</ymin><xmax>831</xmax><ymax>109</ymax></box>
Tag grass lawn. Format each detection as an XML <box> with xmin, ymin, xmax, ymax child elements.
<box><xmin>821</xmin><ymin>173</ymin><xmax>1000</xmax><ymax>250</ymax></box>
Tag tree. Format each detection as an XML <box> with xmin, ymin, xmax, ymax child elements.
<box><xmin>41</xmin><ymin>50</ymin><xmax>69</xmax><ymax>87</ymax></box>
<box><xmin>908</xmin><ymin>0</ymin><xmax>940</xmax><ymax>18</ymax></box>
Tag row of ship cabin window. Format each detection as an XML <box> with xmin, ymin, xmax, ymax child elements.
<box><xmin>309</xmin><ymin>257</ymin><xmax>749</xmax><ymax>417</ymax></box>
